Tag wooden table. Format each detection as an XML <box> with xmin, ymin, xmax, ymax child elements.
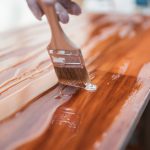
<box><xmin>0</xmin><ymin>13</ymin><xmax>150</xmax><ymax>150</ymax></box>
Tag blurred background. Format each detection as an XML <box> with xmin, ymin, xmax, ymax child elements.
<box><xmin>0</xmin><ymin>0</ymin><xmax>38</xmax><ymax>33</ymax></box>
<box><xmin>1</xmin><ymin>0</ymin><xmax>150</xmax><ymax>33</ymax></box>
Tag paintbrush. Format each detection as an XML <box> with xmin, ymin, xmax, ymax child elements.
<box><xmin>38</xmin><ymin>0</ymin><xmax>96</xmax><ymax>91</ymax></box>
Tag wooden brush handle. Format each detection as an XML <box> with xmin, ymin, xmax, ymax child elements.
<box><xmin>38</xmin><ymin>0</ymin><xmax>78</xmax><ymax>50</ymax></box>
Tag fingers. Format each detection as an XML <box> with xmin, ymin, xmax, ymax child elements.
<box><xmin>58</xmin><ymin>0</ymin><xmax>81</xmax><ymax>15</ymax></box>
<box><xmin>55</xmin><ymin>2</ymin><xmax>69</xmax><ymax>24</ymax></box>
<box><xmin>26</xmin><ymin>0</ymin><xmax>81</xmax><ymax>23</ymax></box>
<box><xmin>67</xmin><ymin>1</ymin><xmax>81</xmax><ymax>15</ymax></box>
<box><xmin>26</xmin><ymin>0</ymin><xmax>43</xmax><ymax>20</ymax></box>
<box><xmin>43</xmin><ymin>0</ymin><xmax>55</xmax><ymax>5</ymax></box>
<box><xmin>44</xmin><ymin>0</ymin><xmax>69</xmax><ymax>24</ymax></box>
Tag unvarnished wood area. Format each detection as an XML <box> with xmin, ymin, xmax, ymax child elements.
<box><xmin>0</xmin><ymin>13</ymin><xmax>150</xmax><ymax>150</ymax></box>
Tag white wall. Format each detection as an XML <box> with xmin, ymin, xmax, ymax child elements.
<box><xmin>84</xmin><ymin>0</ymin><xmax>135</xmax><ymax>13</ymax></box>
<box><xmin>0</xmin><ymin>0</ymin><xmax>39</xmax><ymax>32</ymax></box>
<box><xmin>0</xmin><ymin>0</ymin><xmax>136</xmax><ymax>33</ymax></box>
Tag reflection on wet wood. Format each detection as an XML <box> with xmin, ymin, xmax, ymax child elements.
<box><xmin>0</xmin><ymin>14</ymin><xmax>150</xmax><ymax>150</ymax></box>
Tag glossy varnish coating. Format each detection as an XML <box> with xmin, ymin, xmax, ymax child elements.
<box><xmin>0</xmin><ymin>14</ymin><xmax>150</xmax><ymax>150</ymax></box>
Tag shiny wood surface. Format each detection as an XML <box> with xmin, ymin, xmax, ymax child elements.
<box><xmin>0</xmin><ymin>14</ymin><xmax>150</xmax><ymax>150</ymax></box>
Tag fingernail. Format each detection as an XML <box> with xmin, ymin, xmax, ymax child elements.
<box><xmin>59</xmin><ymin>14</ymin><xmax>69</xmax><ymax>24</ymax></box>
<box><xmin>43</xmin><ymin>0</ymin><xmax>55</xmax><ymax>5</ymax></box>
<box><xmin>69</xmin><ymin>4</ymin><xmax>81</xmax><ymax>15</ymax></box>
<box><xmin>36</xmin><ymin>10</ymin><xmax>43</xmax><ymax>20</ymax></box>
<box><xmin>74</xmin><ymin>7</ymin><xmax>82</xmax><ymax>15</ymax></box>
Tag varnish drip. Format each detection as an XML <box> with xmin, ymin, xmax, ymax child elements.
<box><xmin>89</xmin><ymin>69</ymin><xmax>97</xmax><ymax>80</ymax></box>
<box><xmin>51</xmin><ymin>107</ymin><xmax>80</xmax><ymax>132</ymax></box>
<box><xmin>111</xmin><ymin>62</ymin><xmax>129</xmax><ymax>80</ymax></box>
<box><xmin>55</xmin><ymin>84</ymin><xmax>78</xmax><ymax>99</ymax></box>
<box><xmin>0</xmin><ymin>59</ymin><xmax>51</xmax><ymax>94</ymax></box>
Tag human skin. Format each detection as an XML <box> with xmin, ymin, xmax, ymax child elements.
<box><xmin>26</xmin><ymin>0</ymin><xmax>82</xmax><ymax>23</ymax></box>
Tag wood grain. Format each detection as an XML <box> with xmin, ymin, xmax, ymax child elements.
<box><xmin>0</xmin><ymin>14</ymin><xmax>150</xmax><ymax>150</ymax></box>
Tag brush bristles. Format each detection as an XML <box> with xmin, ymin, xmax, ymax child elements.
<box><xmin>54</xmin><ymin>66</ymin><xmax>90</xmax><ymax>88</ymax></box>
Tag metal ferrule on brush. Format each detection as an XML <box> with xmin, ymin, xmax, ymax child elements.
<box><xmin>48</xmin><ymin>49</ymin><xmax>84</xmax><ymax>68</ymax></box>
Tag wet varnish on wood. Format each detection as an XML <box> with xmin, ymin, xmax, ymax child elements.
<box><xmin>0</xmin><ymin>14</ymin><xmax>150</xmax><ymax>150</ymax></box>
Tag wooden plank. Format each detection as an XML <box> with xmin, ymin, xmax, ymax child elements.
<box><xmin>0</xmin><ymin>13</ymin><xmax>150</xmax><ymax>150</ymax></box>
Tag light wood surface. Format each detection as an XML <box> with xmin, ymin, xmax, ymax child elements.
<box><xmin>0</xmin><ymin>13</ymin><xmax>150</xmax><ymax>150</ymax></box>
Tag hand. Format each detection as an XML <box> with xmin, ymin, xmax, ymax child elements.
<box><xmin>26</xmin><ymin>0</ymin><xmax>81</xmax><ymax>23</ymax></box>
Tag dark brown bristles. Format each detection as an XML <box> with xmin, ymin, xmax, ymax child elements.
<box><xmin>54</xmin><ymin>66</ymin><xmax>90</xmax><ymax>88</ymax></box>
